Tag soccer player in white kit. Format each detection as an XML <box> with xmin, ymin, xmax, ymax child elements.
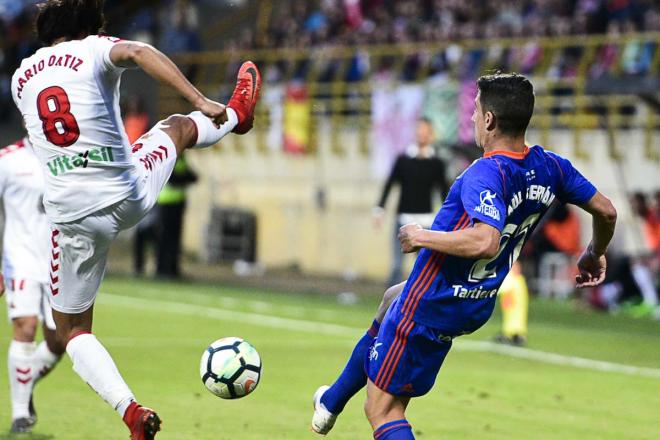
<box><xmin>11</xmin><ymin>1</ymin><xmax>261</xmax><ymax>439</ymax></box>
<box><xmin>0</xmin><ymin>137</ymin><xmax>65</xmax><ymax>434</ymax></box>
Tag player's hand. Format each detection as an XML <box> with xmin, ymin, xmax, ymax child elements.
<box><xmin>0</xmin><ymin>274</ymin><xmax>4</xmax><ymax>297</ymax></box>
<box><xmin>575</xmin><ymin>246</ymin><xmax>607</xmax><ymax>288</ymax></box>
<box><xmin>197</xmin><ymin>98</ymin><xmax>228</xmax><ymax>127</ymax></box>
<box><xmin>398</xmin><ymin>223</ymin><xmax>423</xmax><ymax>253</ymax></box>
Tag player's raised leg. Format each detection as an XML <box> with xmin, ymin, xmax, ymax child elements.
<box><xmin>109</xmin><ymin>38</ymin><xmax>261</xmax><ymax>155</ymax></box>
<box><xmin>312</xmin><ymin>282</ymin><xmax>404</xmax><ymax>435</ymax></box>
<box><xmin>128</xmin><ymin>60</ymin><xmax>260</xmax><ymax>181</ymax></box>
<box><xmin>157</xmin><ymin>61</ymin><xmax>261</xmax><ymax>155</ymax></box>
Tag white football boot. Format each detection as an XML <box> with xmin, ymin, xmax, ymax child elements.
<box><xmin>311</xmin><ymin>385</ymin><xmax>338</xmax><ymax>435</ymax></box>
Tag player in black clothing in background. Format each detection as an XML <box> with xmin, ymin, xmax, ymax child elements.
<box><xmin>373</xmin><ymin>118</ymin><xmax>450</xmax><ymax>285</ymax></box>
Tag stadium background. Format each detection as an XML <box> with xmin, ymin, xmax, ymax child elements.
<box><xmin>0</xmin><ymin>1</ymin><xmax>658</xmax><ymax>439</ymax></box>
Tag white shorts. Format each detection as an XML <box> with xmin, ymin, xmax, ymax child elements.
<box><xmin>49</xmin><ymin>128</ymin><xmax>178</xmax><ymax>314</ymax></box>
<box><xmin>5</xmin><ymin>278</ymin><xmax>56</xmax><ymax>330</ymax></box>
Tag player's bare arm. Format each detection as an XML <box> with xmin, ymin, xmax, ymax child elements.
<box><xmin>398</xmin><ymin>221</ymin><xmax>500</xmax><ymax>259</ymax></box>
<box><xmin>575</xmin><ymin>191</ymin><xmax>617</xmax><ymax>288</ymax></box>
<box><xmin>109</xmin><ymin>41</ymin><xmax>227</xmax><ymax>126</ymax></box>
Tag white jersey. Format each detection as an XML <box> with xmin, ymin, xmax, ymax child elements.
<box><xmin>11</xmin><ymin>35</ymin><xmax>138</xmax><ymax>223</ymax></box>
<box><xmin>0</xmin><ymin>138</ymin><xmax>51</xmax><ymax>283</ymax></box>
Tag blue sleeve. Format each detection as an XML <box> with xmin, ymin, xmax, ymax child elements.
<box><xmin>460</xmin><ymin>160</ymin><xmax>507</xmax><ymax>232</ymax></box>
<box><xmin>547</xmin><ymin>152</ymin><xmax>597</xmax><ymax>205</ymax></box>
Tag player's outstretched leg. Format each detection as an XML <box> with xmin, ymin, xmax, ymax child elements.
<box><xmin>312</xmin><ymin>282</ymin><xmax>405</xmax><ymax>435</ymax></box>
<box><xmin>160</xmin><ymin>61</ymin><xmax>262</xmax><ymax>155</ymax></box>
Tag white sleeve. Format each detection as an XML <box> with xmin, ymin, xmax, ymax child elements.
<box><xmin>87</xmin><ymin>35</ymin><xmax>126</xmax><ymax>76</ymax></box>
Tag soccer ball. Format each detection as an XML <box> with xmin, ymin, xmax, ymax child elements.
<box><xmin>199</xmin><ymin>337</ymin><xmax>262</xmax><ymax>399</ymax></box>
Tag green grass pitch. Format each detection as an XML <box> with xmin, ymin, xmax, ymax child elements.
<box><xmin>1</xmin><ymin>276</ymin><xmax>659</xmax><ymax>439</ymax></box>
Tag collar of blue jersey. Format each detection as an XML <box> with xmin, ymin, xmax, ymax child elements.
<box><xmin>483</xmin><ymin>145</ymin><xmax>530</xmax><ymax>159</ymax></box>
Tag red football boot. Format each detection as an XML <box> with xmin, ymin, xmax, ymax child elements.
<box><xmin>123</xmin><ymin>402</ymin><xmax>161</xmax><ymax>440</ymax></box>
<box><xmin>228</xmin><ymin>61</ymin><xmax>262</xmax><ymax>134</ymax></box>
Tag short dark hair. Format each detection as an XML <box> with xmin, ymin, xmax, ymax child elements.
<box><xmin>477</xmin><ymin>73</ymin><xmax>535</xmax><ymax>136</ymax></box>
<box><xmin>36</xmin><ymin>0</ymin><xmax>106</xmax><ymax>46</ymax></box>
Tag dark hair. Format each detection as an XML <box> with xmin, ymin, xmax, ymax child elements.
<box><xmin>36</xmin><ymin>0</ymin><xmax>106</xmax><ymax>45</ymax></box>
<box><xmin>477</xmin><ymin>72</ymin><xmax>535</xmax><ymax>136</ymax></box>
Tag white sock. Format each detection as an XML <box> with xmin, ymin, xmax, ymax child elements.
<box><xmin>187</xmin><ymin>108</ymin><xmax>238</xmax><ymax>148</ymax></box>
<box><xmin>32</xmin><ymin>341</ymin><xmax>61</xmax><ymax>384</ymax></box>
<box><xmin>116</xmin><ymin>396</ymin><xmax>135</xmax><ymax>418</ymax></box>
<box><xmin>8</xmin><ymin>340</ymin><xmax>37</xmax><ymax>419</ymax></box>
<box><xmin>66</xmin><ymin>333</ymin><xmax>135</xmax><ymax>417</ymax></box>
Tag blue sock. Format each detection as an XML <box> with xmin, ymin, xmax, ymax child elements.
<box><xmin>320</xmin><ymin>319</ymin><xmax>380</xmax><ymax>414</ymax></box>
<box><xmin>373</xmin><ymin>419</ymin><xmax>415</xmax><ymax>439</ymax></box>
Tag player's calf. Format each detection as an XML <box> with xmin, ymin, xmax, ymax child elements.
<box><xmin>364</xmin><ymin>381</ymin><xmax>410</xmax><ymax>430</ymax></box>
<box><xmin>365</xmin><ymin>381</ymin><xmax>414</xmax><ymax>439</ymax></box>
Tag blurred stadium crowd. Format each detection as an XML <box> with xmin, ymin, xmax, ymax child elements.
<box><xmin>257</xmin><ymin>0</ymin><xmax>660</xmax><ymax>80</ymax></box>
<box><xmin>0</xmin><ymin>0</ymin><xmax>658</xmax><ymax>317</ymax></box>
<box><xmin>261</xmin><ymin>0</ymin><xmax>659</xmax><ymax>47</ymax></box>
<box><xmin>2</xmin><ymin>1</ymin><xmax>659</xmax><ymax>86</ymax></box>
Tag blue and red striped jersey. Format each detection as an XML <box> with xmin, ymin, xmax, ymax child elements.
<box><xmin>400</xmin><ymin>145</ymin><xmax>597</xmax><ymax>335</ymax></box>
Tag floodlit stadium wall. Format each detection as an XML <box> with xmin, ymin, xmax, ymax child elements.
<box><xmin>163</xmin><ymin>33</ymin><xmax>659</xmax><ymax>278</ymax></box>
<box><xmin>182</xmin><ymin>126</ymin><xmax>656</xmax><ymax>278</ymax></box>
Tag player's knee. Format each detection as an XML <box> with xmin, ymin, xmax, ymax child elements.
<box><xmin>382</xmin><ymin>284</ymin><xmax>401</xmax><ymax>307</ymax></box>
<box><xmin>161</xmin><ymin>114</ymin><xmax>190</xmax><ymax>131</ymax></box>
<box><xmin>376</xmin><ymin>282</ymin><xmax>404</xmax><ymax>322</ymax></box>
<box><xmin>12</xmin><ymin>317</ymin><xmax>38</xmax><ymax>342</ymax></box>
<box><xmin>159</xmin><ymin>114</ymin><xmax>196</xmax><ymax>150</ymax></box>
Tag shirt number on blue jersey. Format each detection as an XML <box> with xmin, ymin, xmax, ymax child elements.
<box><xmin>468</xmin><ymin>213</ymin><xmax>540</xmax><ymax>282</ymax></box>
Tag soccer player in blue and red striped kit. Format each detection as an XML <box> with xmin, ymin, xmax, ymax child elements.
<box><xmin>311</xmin><ymin>73</ymin><xmax>617</xmax><ymax>439</ymax></box>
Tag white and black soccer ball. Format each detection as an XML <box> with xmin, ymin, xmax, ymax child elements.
<box><xmin>199</xmin><ymin>337</ymin><xmax>262</xmax><ymax>399</ymax></box>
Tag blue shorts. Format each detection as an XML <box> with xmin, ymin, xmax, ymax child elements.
<box><xmin>366</xmin><ymin>296</ymin><xmax>452</xmax><ymax>397</ymax></box>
